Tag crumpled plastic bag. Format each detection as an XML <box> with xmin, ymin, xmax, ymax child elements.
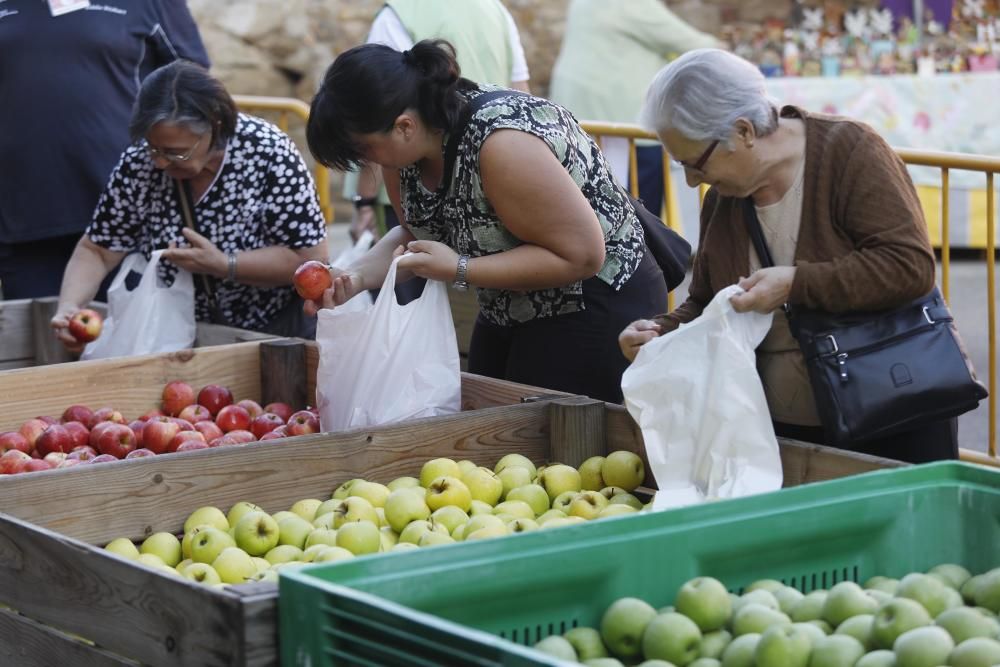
<box><xmin>621</xmin><ymin>285</ymin><xmax>783</xmax><ymax>510</ymax></box>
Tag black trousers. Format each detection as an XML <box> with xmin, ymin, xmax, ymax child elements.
<box><xmin>773</xmin><ymin>418</ymin><xmax>959</xmax><ymax>464</ymax></box>
<box><xmin>0</xmin><ymin>234</ymin><xmax>113</xmax><ymax>301</ymax></box>
<box><xmin>468</xmin><ymin>250</ymin><xmax>668</xmax><ymax>403</ymax></box>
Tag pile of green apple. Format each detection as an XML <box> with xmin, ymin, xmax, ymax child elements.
<box><xmin>534</xmin><ymin>565</ymin><xmax>1000</xmax><ymax>667</ymax></box>
<box><xmin>102</xmin><ymin>450</ymin><xmax>650</xmax><ymax>586</ymax></box>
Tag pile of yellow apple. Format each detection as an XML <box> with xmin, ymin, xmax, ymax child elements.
<box><xmin>102</xmin><ymin>450</ymin><xmax>649</xmax><ymax>586</ymax></box>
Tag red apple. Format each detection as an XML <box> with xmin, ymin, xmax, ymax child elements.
<box><xmin>61</xmin><ymin>405</ymin><xmax>93</xmax><ymax>424</ymax></box>
<box><xmin>18</xmin><ymin>419</ymin><xmax>49</xmax><ymax>450</ymax></box>
<box><xmin>178</xmin><ymin>404</ymin><xmax>212</xmax><ymax>424</ymax></box>
<box><xmin>141</xmin><ymin>417</ymin><xmax>181</xmax><ymax>455</ymax></box>
<box><xmin>24</xmin><ymin>459</ymin><xmax>53</xmax><ymax>473</ymax></box>
<box><xmin>264</xmin><ymin>402</ymin><xmax>294</xmax><ymax>422</ymax></box>
<box><xmin>161</xmin><ymin>380</ymin><xmax>196</xmax><ymax>417</ymax></box>
<box><xmin>94</xmin><ymin>423</ymin><xmax>136</xmax><ymax>459</ymax></box>
<box><xmin>68</xmin><ymin>308</ymin><xmax>103</xmax><ymax>343</ymax></box>
<box><xmin>250</xmin><ymin>413</ymin><xmax>285</xmax><ymax>439</ymax></box>
<box><xmin>57</xmin><ymin>458</ymin><xmax>83</xmax><ymax>469</ymax></box>
<box><xmin>197</xmin><ymin>384</ymin><xmax>233</xmax><ymax>417</ymax></box>
<box><xmin>90</xmin><ymin>454</ymin><xmax>118</xmax><ymax>464</ymax></box>
<box><xmin>259</xmin><ymin>431</ymin><xmax>286</xmax><ymax>442</ymax></box>
<box><xmin>215</xmin><ymin>405</ymin><xmax>251</xmax><ymax>433</ymax></box>
<box><xmin>128</xmin><ymin>420</ymin><xmax>147</xmax><ymax>447</ymax></box>
<box><xmin>293</xmin><ymin>260</ymin><xmax>333</xmax><ymax>301</ymax></box>
<box><xmin>168</xmin><ymin>431</ymin><xmax>205</xmax><ymax>453</ymax></box>
<box><xmin>286</xmin><ymin>410</ymin><xmax>320</xmax><ymax>436</ymax></box>
<box><xmin>0</xmin><ymin>431</ymin><xmax>31</xmax><ymax>455</ymax></box>
<box><xmin>124</xmin><ymin>448</ymin><xmax>156</xmax><ymax>460</ymax></box>
<box><xmin>88</xmin><ymin>407</ymin><xmax>126</xmax><ymax>429</ymax></box>
<box><xmin>209</xmin><ymin>435</ymin><xmax>238</xmax><ymax>447</ymax></box>
<box><xmin>169</xmin><ymin>417</ymin><xmax>195</xmax><ymax>431</ymax></box>
<box><xmin>35</xmin><ymin>424</ymin><xmax>73</xmax><ymax>457</ymax></box>
<box><xmin>43</xmin><ymin>451</ymin><xmax>68</xmax><ymax>467</ymax></box>
<box><xmin>139</xmin><ymin>408</ymin><xmax>165</xmax><ymax>421</ymax></box>
<box><xmin>236</xmin><ymin>399</ymin><xmax>264</xmax><ymax>420</ymax></box>
<box><xmin>193</xmin><ymin>420</ymin><xmax>224</xmax><ymax>443</ymax></box>
<box><xmin>68</xmin><ymin>445</ymin><xmax>97</xmax><ymax>461</ymax></box>
<box><xmin>36</xmin><ymin>415</ymin><xmax>59</xmax><ymax>426</ymax></box>
<box><xmin>175</xmin><ymin>439</ymin><xmax>209</xmax><ymax>453</ymax></box>
<box><xmin>62</xmin><ymin>422</ymin><xmax>91</xmax><ymax>450</ymax></box>
<box><xmin>225</xmin><ymin>429</ymin><xmax>257</xmax><ymax>444</ymax></box>
<box><xmin>0</xmin><ymin>450</ymin><xmax>32</xmax><ymax>474</ymax></box>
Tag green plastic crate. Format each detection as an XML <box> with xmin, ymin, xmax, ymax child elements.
<box><xmin>279</xmin><ymin>462</ymin><xmax>1000</xmax><ymax>666</ymax></box>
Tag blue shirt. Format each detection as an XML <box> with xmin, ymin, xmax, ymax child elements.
<box><xmin>0</xmin><ymin>0</ymin><xmax>209</xmax><ymax>243</ymax></box>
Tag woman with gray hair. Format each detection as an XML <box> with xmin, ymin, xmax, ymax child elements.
<box><xmin>618</xmin><ymin>49</ymin><xmax>956</xmax><ymax>463</ymax></box>
<box><xmin>51</xmin><ymin>60</ymin><xmax>328</xmax><ymax>345</ymax></box>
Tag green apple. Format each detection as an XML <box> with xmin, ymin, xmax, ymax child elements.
<box><xmin>552</xmin><ymin>490</ymin><xmax>580</xmax><ymax>514</ymax></box>
<box><xmin>537</xmin><ymin>464</ymin><xmax>583</xmax><ymax>501</ymax></box>
<box><xmin>700</xmin><ymin>629</ymin><xmax>733</xmax><ymax>658</ymax></box>
<box><xmin>947</xmin><ymin>636</ymin><xmax>1000</xmax><ymax>667</ymax></box>
<box><xmin>563</xmin><ymin>626</ymin><xmax>607</xmax><ymax>660</ymax></box>
<box><xmin>872</xmin><ymin>597</ymin><xmax>932</xmax><ymax>649</ymax></box>
<box><xmin>468</xmin><ymin>499</ymin><xmax>493</xmax><ymax>516</ymax></box>
<box><xmin>270</xmin><ymin>511</ymin><xmax>298</xmax><ymax>525</ymax></box>
<box><xmin>180</xmin><ymin>562</ymin><xmax>221</xmax><ymax>585</ymax></box>
<box><xmin>331</xmin><ymin>478</ymin><xmax>363</xmax><ymax>499</ymax></box>
<box><xmin>383</xmin><ymin>488</ymin><xmax>431</xmax><ymax>533</ymax></box>
<box><xmin>190</xmin><ymin>527</ymin><xmax>237</xmax><ymax>564</ymax></box>
<box><xmin>689</xmin><ymin>660</ymin><xmax>721</xmax><ymax>667</ymax></box>
<box><xmin>597</xmin><ymin>505</ymin><xmax>638</xmax><ymax>519</ymax></box>
<box><xmin>335</xmin><ymin>521</ymin><xmax>381</xmax><ymax>555</ymax></box>
<box><xmin>263</xmin><ymin>544</ymin><xmax>302</xmax><ymax>565</ymax></box>
<box><xmin>462</xmin><ymin>513</ymin><xmax>506</xmax><ymax>536</ymax></box>
<box><xmin>774</xmin><ymin>587</ymin><xmax>806</xmax><ymax>615</ymax></box>
<box><xmin>755</xmin><ymin>624</ymin><xmax>812</xmax><ymax>667</ymax></box>
<box><xmin>854</xmin><ymin>649</ymin><xmax>896</xmax><ymax>667</ymax></box>
<box><xmin>834</xmin><ymin>613</ymin><xmax>874</xmax><ymax>650</ymax></box>
<box><xmin>313</xmin><ymin>546</ymin><xmax>355</xmax><ymax>563</ymax></box>
<box><xmin>379</xmin><ymin>526</ymin><xmax>398</xmax><ymax>550</ymax></box>
<box><xmin>140</xmin><ymin>532</ymin><xmax>182</xmax><ymax>567</ymax></box>
<box><xmin>896</xmin><ymin>573</ymin><xmax>951</xmax><ymax>618</ymax></box>
<box><xmin>943</xmin><ymin>585</ymin><xmax>965</xmax><ymax>613</ymax></box>
<box><xmin>506</xmin><ymin>518</ymin><xmax>539</xmax><ymax>533</ymax></box>
<box><xmin>493</xmin><ymin>500</ymin><xmax>536</xmax><ymax>520</ymax></box>
<box><xmin>791</xmin><ymin>622</ymin><xmax>827</xmax><ymax>644</ymax></box>
<box><xmin>465</xmin><ymin>524</ymin><xmax>508</xmax><ymax>540</ymax></box>
<box><xmin>386</xmin><ymin>476</ymin><xmax>420</xmax><ymax>491</ymax></box>
<box><xmin>226</xmin><ymin>501</ymin><xmax>265</xmax><ymax>527</ymax></box>
<box><xmin>928</xmin><ymin>563</ymin><xmax>971</xmax><ymax>590</ymax></box>
<box><xmin>304</xmin><ymin>528</ymin><xmax>339</xmax><ymax>548</ymax></box>
<box><xmin>417</xmin><ymin>531</ymin><xmax>455</xmax><ymax>548</ymax></box>
<box><xmin>638</xmin><ymin>661</ymin><xmax>678</xmax><ymax>667</ymax></box>
<box><xmin>578</xmin><ymin>456</ymin><xmax>607</xmax><ymax>491</ymax></box>
<box><xmin>105</xmin><ymin>537</ymin><xmax>140</xmax><ymax>560</ymax></box>
<box><xmin>175</xmin><ymin>558</ymin><xmax>193</xmax><ymax>573</ymax></box>
<box><xmin>807</xmin><ymin>634</ymin><xmax>864</xmax><ymax>667</ymax></box>
<box><xmin>494</xmin><ymin>453</ymin><xmax>537</xmax><ymax>478</ymax></box>
<box><xmin>212</xmin><ymin>546</ymin><xmax>256</xmax><ymax>584</ymax></box>
<box><xmin>419</xmin><ymin>458</ymin><xmax>460</xmax><ymax>487</ymax></box>
<box><xmin>537</xmin><ymin>509</ymin><xmax>568</xmax><ymax>525</ymax></box>
<box><xmin>461</xmin><ymin>466</ymin><xmax>504</xmax><ymax>506</ymax></box>
<box><xmin>135</xmin><ymin>553</ymin><xmax>167</xmax><ymax>569</ymax></box>
<box><xmin>391</xmin><ymin>542</ymin><xmax>419</xmax><ymax>552</ymax></box>
<box><xmin>534</xmin><ymin>635</ymin><xmax>577</xmax><ymax>661</ymax></box>
<box><xmin>184</xmin><ymin>506</ymin><xmax>229</xmax><ymax>534</ymax></box>
<box><xmin>540</xmin><ymin>517</ymin><xmax>586</xmax><ymax>529</ymax></box>
<box><xmin>348</xmin><ymin>481</ymin><xmax>391</xmax><ymax>508</ymax></box>
<box><xmin>430</xmin><ymin>505</ymin><xmax>469</xmax><ymax>533</ymax></box>
<box><xmin>233</xmin><ymin>511</ymin><xmax>280</xmax><ymax>557</ymax></box>
<box><xmin>313</xmin><ymin>498</ymin><xmax>345</xmax><ymax>520</ymax></box>
<box><xmin>566</xmin><ymin>490</ymin><xmax>609</xmax><ymax>520</ymax></box>
<box><xmin>892</xmin><ymin>626</ymin><xmax>954</xmax><ymax>667</ymax></box>
<box><xmin>312</xmin><ymin>511</ymin><xmax>337</xmax><ymax>530</ymax></box>
<box><xmin>424</xmin><ymin>476</ymin><xmax>472</xmax><ymax>512</ymax></box>
<box><xmin>864</xmin><ymin>576</ymin><xmax>900</xmax><ymax>595</ymax></box>
<box><xmin>301</xmin><ymin>544</ymin><xmax>328</xmax><ymax>562</ymax></box>
<box><xmin>746</xmin><ymin>579</ymin><xmax>785</xmax><ymax>594</ymax></box>
<box><xmin>866</xmin><ymin>589</ymin><xmax>894</xmax><ymax>606</ymax></box>
<box><xmin>822</xmin><ymin>582</ymin><xmax>878</xmax><ymax>627</ymax></box>
<box><xmin>598</xmin><ymin>486</ymin><xmax>628</xmax><ymax>500</ymax></box>
<box><xmin>251</xmin><ymin>556</ymin><xmax>270</xmax><ymax>574</ymax></box>
<box><xmin>332</xmin><ymin>496</ymin><xmax>379</xmax><ymax>528</ymax></box>
<box><xmin>972</xmin><ymin>568</ymin><xmax>1000</xmax><ymax>613</ymax></box>
<box><xmin>398</xmin><ymin>519</ymin><xmax>446</xmax><ymax>545</ymax></box>
<box><xmin>934</xmin><ymin>606</ymin><xmax>1000</xmax><ymax>643</ymax></box>
<box><xmin>732</xmin><ymin>603</ymin><xmax>791</xmax><ymax>636</ymax></box>
<box><xmin>608</xmin><ymin>493</ymin><xmax>644</xmax><ymax>510</ymax></box>
<box><xmin>791</xmin><ymin>591</ymin><xmax>829</xmax><ymax>622</ymax></box>
<box><xmin>601</xmin><ymin>451</ymin><xmax>644</xmax><ymax>492</ymax></box>
<box><xmin>600</xmin><ymin>597</ymin><xmax>658</xmax><ymax>660</ymax></box>
<box><xmin>497</xmin><ymin>466</ymin><xmax>533</xmax><ymax>499</ymax></box>
<box><xmin>807</xmin><ymin>620</ymin><xmax>834</xmax><ymax>634</ymax></box>
<box><xmin>735</xmin><ymin>589</ymin><xmax>781</xmax><ymax>613</ymax></box>
<box><xmin>961</xmin><ymin>575</ymin><xmax>987</xmax><ymax>604</ymax></box>
<box><xmin>506</xmin><ymin>484</ymin><xmax>550</xmax><ymax>516</ymax></box>
<box><xmin>375</xmin><ymin>507</ymin><xmax>388</xmax><ymax>528</ymax></box>
<box><xmin>642</xmin><ymin>612</ymin><xmax>703</xmax><ymax>665</ymax></box>
<box><xmin>720</xmin><ymin>633</ymin><xmax>761</xmax><ymax>667</ymax></box>
<box><xmin>676</xmin><ymin>576</ymin><xmax>733</xmax><ymax>632</ymax></box>
<box><xmin>288</xmin><ymin>498</ymin><xmax>322</xmax><ymax>522</ymax></box>
<box><xmin>277</xmin><ymin>515</ymin><xmax>314</xmax><ymax>549</ymax></box>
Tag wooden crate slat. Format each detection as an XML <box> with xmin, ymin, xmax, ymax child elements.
<box><xmin>0</xmin><ymin>299</ymin><xmax>34</xmax><ymax>363</ymax></box>
<box><xmin>193</xmin><ymin>322</ymin><xmax>275</xmax><ymax>347</ymax></box>
<box><xmin>779</xmin><ymin>439</ymin><xmax>905</xmax><ymax>486</ymax></box>
<box><xmin>0</xmin><ymin>513</ymin><xmax>250</xmax><ymax>667</ymax></box>
<box><xmin>0</xmin><ymin>607</ymin><xmax>139</xmax><ymax>667</ymax></box>
<box><xmin>458</xmin><ymin>373</ymin><xmax>566</xmax><ymax>411</ymax></box>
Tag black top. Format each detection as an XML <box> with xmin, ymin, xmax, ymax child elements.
<box><xmin>0</xmin><ymin>0</ymin><xmax>209</xmax><ymax>243</ymax></box>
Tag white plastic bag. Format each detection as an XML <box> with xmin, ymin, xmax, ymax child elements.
<box><xmin>328</xmin><ymin>230</ymin><xmax>374</xmax><ymax>314</ymax></box>
<box><xmin>314</xmin><ymin>254</ymin><xmax>461</xmax><ymax>430</ymax></box>
<box><xmin>621</xmin><ymin>285</ymin><xmax>783</xmax><ymax>510</ymax></box>
<box><xmin>82</xmin><ymin>250</ymin><xmax>197</xmax><ymax>360</ymax></box>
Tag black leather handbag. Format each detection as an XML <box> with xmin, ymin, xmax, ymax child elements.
<box><xmin>743</xmin><ymin>199</ymin><xmax>987</xmax><ymax>445</ymax></box>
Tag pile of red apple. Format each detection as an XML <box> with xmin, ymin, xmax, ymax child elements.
<box><xmin>0</xmin><ymin>380</ymin><xmax>317</xmax><ymax>475</ymax></box>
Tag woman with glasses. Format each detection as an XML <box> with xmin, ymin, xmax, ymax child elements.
<box><xmin>303</xmin><ymin>40</ymin><xmax>677</xmax><ymax>403</ymax></box>
<box><xmin>51</xmin><ymin>60</ymin><xmax>329</xmax><ymax>347</ymax></box>
<box><xmin>618</xmin><ymin>48</ymin><xmax>956</xmax><ymax>463</ymax></box>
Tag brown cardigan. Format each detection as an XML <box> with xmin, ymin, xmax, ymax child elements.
<box><xmin>660</xmin><ymin>106</ymin><xmax>936</xmax><ymax>332</ymax></box>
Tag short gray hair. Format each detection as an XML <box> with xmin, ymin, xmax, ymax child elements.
<box><xmin>640</xmin><ymin>49</ymin><xmax>779</xmax><ymax>143</ymax></box>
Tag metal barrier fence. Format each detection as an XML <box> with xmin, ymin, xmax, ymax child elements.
<box><xmin>581</xmin><ymin>120</ymin><xmax>1000</xmax><ymax>466</ymax></box>
<box><xmin>232</xmin><ymin>95</ymin><xmax>332</xmax><ymax>222</ymax></box>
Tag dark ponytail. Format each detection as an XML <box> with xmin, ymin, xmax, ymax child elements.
<box><xmin>307</xmin><ymin>39</ymin><xmax>476</xmax><ymax>171</ymax></box>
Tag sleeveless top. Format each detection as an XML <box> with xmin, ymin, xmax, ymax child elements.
<box><xmin>399</xmin><ymin>86</ymin><xmax>646</xmax><ymax>326</ymax></box>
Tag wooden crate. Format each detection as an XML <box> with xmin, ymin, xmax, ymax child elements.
<box><xmin>0</xmin><ymin>297</ymin><xmax>274</xmax><ymax>370</ymax></box>
<box><xmin>0</xmin><ymin>394</ymin><xmax>902</xmax><ymax>666</ymax></box>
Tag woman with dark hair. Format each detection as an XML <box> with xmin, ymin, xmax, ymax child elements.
<box><xmin>51</xmin><ymin>60</ymin><xmax>328</xmax><ymax>345</ymax></box>
<box><xmin>305</xmin><ymin>40</ymin><xmax>673</xmax><ymax>403</ymax></box>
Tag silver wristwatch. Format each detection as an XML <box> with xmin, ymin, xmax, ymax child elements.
<box><xmin>453</xmin><ymin>254</ymin><xmax>470</xmax><ymax>291</ymax></box>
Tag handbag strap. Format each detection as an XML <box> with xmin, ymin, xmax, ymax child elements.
<box><xmin>174</xmin><ymin>179</ymin><xmax>228</xmax><ymax>324</ymax></box>
<box><xmin>741</xmin><ymin>197</ymin><xmax>776</xmax><ymax>269</ymax></box>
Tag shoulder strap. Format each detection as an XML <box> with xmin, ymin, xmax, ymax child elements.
<box><xmin>741</xmin><ymin>197</ymin><xmax>776</xmax><ymax>269</ymax></box>
<box><xmin>440</xmin><ymin>89</ymin><xmax>528</xmax><ymax>195</ymax></box>
<box><xmin>174</xmin><ymin>178</ymin><xmax>228</xmax><ymax>324</ymax></box>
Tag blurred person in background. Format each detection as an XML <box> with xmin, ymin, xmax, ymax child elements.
<box><xmin>549</xmin><ymin>0</ymin><xmax>719</xmax><ymax>217</ymax></box>
<box><xmin>51</xmin><ymin>61</ymin><xmax>328</xmax><ymax>348</ymax></box>
<box><xmin>0</xmin><ymin>0</ymin><xmax>208</xmax><ymax>300</ymax></box>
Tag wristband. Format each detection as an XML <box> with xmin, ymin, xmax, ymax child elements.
<box><xmin>352</xmin><ymin>195</ymin><xmax>378</xmax><ymax>209</ymax></box>
<box><xmin>227</xmin><ymin>252</ymin><xmax>238</xmax><ymax>282</ymax></box>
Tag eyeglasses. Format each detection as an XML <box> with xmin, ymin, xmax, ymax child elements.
<box><xmin>144</xmin><ymin>135</ymin><xmax>204</xmax><ymax>163</ymax></box>
<box><xmin>674</xmin><ymin>139</ymin><xmax>720</xmax><ymax>173</ymax></box>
